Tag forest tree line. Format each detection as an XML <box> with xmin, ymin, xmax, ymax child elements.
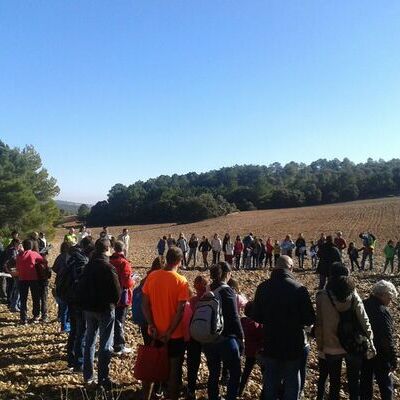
<box><xmin>87</xmin><ymin>158</ymin><xmax>400</xmax><ymax>226</ymax></box>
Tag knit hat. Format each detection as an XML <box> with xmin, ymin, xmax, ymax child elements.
<box><xmin>330</xmin><ymin>262</ymin><xmax>349</xmax><ymax>278</ymax></box>
<box><xmin>275</xmin><ymin>255</ymin><xmax>294</xmax><ymax>270</ymax></box>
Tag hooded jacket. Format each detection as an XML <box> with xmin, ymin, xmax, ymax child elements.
<box><xmin>315</xmin><ymin>289</ymin><xmax>376</xmax><ymax>356</ymax></box>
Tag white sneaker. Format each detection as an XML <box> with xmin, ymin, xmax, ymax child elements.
<box><xmin>114</xmin><ymin>347</ymin><xmax>133</xmax><ymax>356</ymax></box>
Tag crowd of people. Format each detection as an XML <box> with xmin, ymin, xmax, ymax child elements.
<box><xmin>0</xmin><ymin>226</ymin><xmax>398</xmax><ymax>400</ymax></box>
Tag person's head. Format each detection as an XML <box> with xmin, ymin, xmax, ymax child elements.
<box><xmin>22</xmin><ymin>239</ymin><xmax>33</xmax><ymax>251</ymax></box>
<box><xmin>114</xmin><ymin>240</ymin><xmax>125</xmax><ymax>253</ymax></box>
<box><xmin>372</xmin><ymin>280</ymin><xmax>398</xmax><ymax>306</ymax></box>
<box><xmin>337</xmin><ymin>231</ymin><xmax>342</xmax><ymax>238</ymax></box>
<box><xmin>166</xmin><ymin>247</ymin><xmax>183</xmax><ymax>267</ymax></box>
<box><xmin>60</xmin><ymin>241</ymin><xmax>71</xmax><ymax>254</ymax></box>
<box><xmin>168</xmin><ymin>233</ymin><xmax>172</xmax><ymax>239</ymax></box>
<box><xmin>326</xmin><ymin>235</ymin><xmax>333</xmax><ymax>244</ymax></box>
<box><xmin>388</xmin><ymin>239</ymin><xmax>394</xmax><ymax>246</ymax></box>
<box><xmin>244</xmin><ymin>301</ymin><xmax>254</xmax><ymax>319</ymax></box>
<box><xmin>149</xmin><ymin>256</ymin><xmax>162</xmax><ymax>273</ymax></box>
<box><xmin>310</xmin><ymin>240</ymin><xmax>314</xmax><ymax>245</ymax></box>
<box><xmin>179</xmin><ymin>232</ymin><xmax>184</xmax><ymax>239</ymax></box>
<box><xmin>80</xmin><ymin>226</ymin><xmax>86</xmax><ymax>232</ymax></box>
<box><xmin>274</xmin><ymin>255</ymin><xmax>293</xmax><ymax>270</ymax></box>
<box><xmin>349</xmin><ymin>241</ymin><xmax>354</xmax><ymax>248</ymax></box>
<box><xmin>227</xmin><ymin>278</ymin><xmax>239</xmax><ymax>293</ymax></box>
<box><xmin>190</xmin><ymin>233</ymin><xmax>196</xmax><ymax>239</ymax></box>
<box><xmin>236</xmin><ymin>235</ymin><xmax>241</xmax><ymax>241</ymax></box>
<box><xmin>210</xmin><ymin>262</ymin><xmax>232</xmax><ymax>283</ymax></box>
<box><xmin>202</xmin><ymin>235</ymin><xmax>206</xmax><ymax>240</ymax></box>
<box><xmin>224</xmin><ymin>233</ymin><xmax>230</xmax><ymax>239</ymax></box>
<box><xmin>80</xmin><ymin>236</ymin><xmax>93</xmax><ymax>250</ymax></box>
<box><xmin>214</xmin><ymin>233</ymin><xmax>218</xmax><ymax>239</ymax></box>
<box><xmin>95</xmin><ymin>238</ymin><xmax>110</xmax><ymax>254</ymax></box>
<box><xmin>68</xmin><ymin>227</ymin><xmax>75</xmax><ymax>235</ymax></box>
<box><xmin>249</xmin><ymin>232</ymin><xmax>253</xmax><ymax>237</ymax></box>
<box><xmin>31</xmin><ymin>231</ymin><xmax>39</xmax><ymax>240</ymax></box>
<box><xmin>162</xmin><ymin>235</ymin><xmax>167</xmax><ymax>240</ymax></box>
<box><xmin>326</xmin><ymin>275</ymin><xmax>355</xmax><ymax>302</ymax></box>
<box><xmin>267</xmin><ymin>237</ymin><xmax>272</xmax><ymax>243</ymax></box>
<box><xmin>298</xmin><ymin>233</ymin><xmax>303</xmax><ymax>239</ymax></box>
<box><xmin>102</xmin><ymin>226</ymin><xmax>108</xmax><ymax>232</ymax></box>
<box><xmin>330</xmin><ymin>262</ymin><xmax>349</xmax><ymax>278</ymax></box>
<box><xmin>359</xmin><ymin>233</ymin><xmax>364</xmax><ymax>239</ymax></box>
<box><xmin>274</xmin><ymin>240</ymin><xmax>279</xmax><ymax>245</ymax></box>
<box><xmin>11</xmin><ymin>230</ymin><xmax>19</xmax><ymax>239</ymax></box>
<box><xmin>285</xmin><ymin>234</ymin><xmax>291</xmax><ymax>241</ymax></box>
<box><xmin>11</xmin><ymin>238</ymin><xmax>21</xmax><ymax>249</ymax></box>
<box><xmin>39</xmin><ymin>232</ymin><xmax>45</xmax><ymax>238</ymax></box>
<box><xmin>193</xmin><ymin>275</ymin><xmax>208</xmax><ymax>295</ymax></box>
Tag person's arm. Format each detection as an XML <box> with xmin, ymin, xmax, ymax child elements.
<box><xmin>159</xmin><ymin>300</ymin><xmax>186</xmax><ymax>343</ymax></box>
<box><xmin>299</xmin><ymin>286</ymin><xmax>316</xmax><ymax>327</ymax></box>
<box><xmin>122</xmin><ymin>260</ymin><xmax>134</xmax><ymax>289</ymax></box>
<box><xmin>315</xmin><ymin>292</ymin><xmax>324</xmax><ymax>351</ymax></box>
<box><xmin>142</xmin><ymin>293</ymin><xmax>157</xmax><ymax>338</ymax></box>
<box><xmin>353</xmin><ymin>291</ymin><xmax>376</xmax><ymax>356</ymax></box>
<box><xmin>253</xmin><ymin>284</ymin><xmax>265</xmax><ymax>324</ymax></box>
<box><xmin>109</xmin><ymin>267</ymin><xmax>122</xmax><ymax>304</ymax></box>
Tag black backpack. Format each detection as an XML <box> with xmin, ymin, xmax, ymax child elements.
<box><xmin>55</xmin><ymin>249</ymin><xmax>88</xmax><ymax>303</ymax></box>
<box><xmin>327</xmin><ymin>291</ymin><xmax>369</xmax><ymax>355</ymax></box>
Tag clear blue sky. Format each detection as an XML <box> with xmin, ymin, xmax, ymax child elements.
<box><xmin>1</xmin><ymin>1</ymin><xmax>400</xmax><ymax>204</ymax></box>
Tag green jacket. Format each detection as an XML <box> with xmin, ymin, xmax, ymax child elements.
<box><xmin>384</xmin><ymin>244</ymin><xmax>395</xmax><ymax>260</ymax></box>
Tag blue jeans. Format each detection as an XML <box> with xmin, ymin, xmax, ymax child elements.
<box><xmin>10</xmin><ymin>277</ymin><xmax>20</xmax><ymax>311</ymax></box>
<box><xmin>56</xmin><ymin>297</ymin><xmax>70</xmax><ymax>331</ymax></box>
<box><xmin>204</xmin><ymin>337</ymin><xmax>241</xmax><ymax>400</ymax></box>
<box><xmin>262</xmin><ymin>357</ymin><xmax>301</xmax><ymax>400</ymax></box>
<box><xmin>67</xmin><ymin>305</ymin><xmax>86</xmax><ymax>368</ymax></box>
<box><xmin>83</xmin><ymin>309</ymin><xmax>115</xmax><ymax>383</ymax></box>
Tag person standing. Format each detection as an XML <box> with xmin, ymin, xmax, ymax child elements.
<box><xmin>177</xmin><ymin>233</ymin><xmax>189</xmax><ymax>267</ymax></box>
<box><xmin>253</xmin><ymin>256</ymin><xmax>315</xmax><ymax>399</ymax></box>
<box><xmin>167</xmin><ymin>234</ymin><xmax>176</xmax><ymax>249</ymax></box>
<box><xmin>348</xmin><ymin>242</ymin><xmax>361</xmax><ymax>272</ymax></box>
<box><xmin>77</xmin><ymin>226</ymin><xmax>89</xmax><ymax>244</ymax></box>
<box><xmin>334</xmin><ymin>232</ymin><xmax>347</xmax><ymax>254</ymax></box>
<box><xmin>264</xmin><ymin>238</ymin><xmax>273</xmax><ymax>269</ymax></box>
<box><xmin>211</xmin><ymin>233</ymin><xmax>222</xmax><ymax>265</ymax></box>
<box><xmin>203</xmin><ymin>262</ymin><xmax>244</xmax><ymax>400</ymax></box>
<box><xmin>382</xmin><ymin>240</ymin><xmax>396</xmax><ymax>274</ymax></box>
<box><xmin>233</xmin><ymin>236</ymin><xmax>244</xmax><ymax>270</ymax></box>
<box><xmin>157</xmin><ymin>236</ymin><xmax>167</xmax><ymax>260</ymax></box>
<box><xmin>187</xmin><ymin>234</ymin><xmax>199</xmax><ymax>269</ymax></box>
<box><xmin>360</xmin><ymin>280</ymin><xmax>398</xmax><ymax>400</ymax></box>
<box><xmin>295</xmin><ymin>233</ymin><xmax>307</xmax><ymax>269</ymax></box>
<box><xmin>359</xmin><ymin>232</ymin><xmax>376</xmax><ymax>271</ymax></box>
<box><xmin>16</xmin><ymin>239</ymin><xmax>47</xmax><ymax>324</ymax></box>
<box><xmin>199</xmin><ymin>236</ymin><xmax>212</xmax><ymax>269</ymax></box>
<box><xmin>109</xmin><ymin>241</ymin><xmax>135</xmax><ymax>355</ymax></box>
<box><xmin>117</xmin><ymin>228</ymin><xmax>130</xmax><ymax>257</ymax></box>
<box><xmin>280</xmin><ymin>235</ymin><xmax>295</xmax><ymax>258</ymax></box>
<box><xmin>38</xmin><ymin>232</ymin><xmax>47</xmax><ymax>253</ymax></box>
<box><xmin>64</xmin><ymin>228</ymin><xmax>78</xmax><ymax>245</ymax></box>
<box><xmin>317</xmin><ymin>235</ymin><xmax>341</xmax><ymax>289</ymax></box>
<box><xmin>78</xmin><ymin>239</ymin><xmax>121</xmax><ymax>388</ymax></box>
<box><xmin>242</xmin><ymin>233</ymin><xmax>254</xmax><ymax>268</ymax></box>
<box><xmin>315</xmin><ymin>264</ymin><xmax>376</xmax><ymax>400</ymax></box>
<box><xmin>142</xmin><ymin>247</ymin><xmax>190</xmax><ymax>400</ymax></box>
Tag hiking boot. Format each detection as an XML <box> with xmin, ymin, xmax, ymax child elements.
<box><xmin>31</xmin><ymin>317</ymin><xmax>40</xmax><ymax>324</ymax></box>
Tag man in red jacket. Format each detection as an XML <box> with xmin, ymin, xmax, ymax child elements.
<box><xmin>109</xmin><ymin>240</ymin><xmax>135</xmax><ymax>355</ymax></box>
<box><xmin>16</xmin><ymin>239</ymin><xmax>47</xmax><ymax>324</ymax></box>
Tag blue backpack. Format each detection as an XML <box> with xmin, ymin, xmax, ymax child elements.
<box><xmin>132</xmin><ymin>282</ymin><xmax>146</xmax><ymax>325</ymax></box>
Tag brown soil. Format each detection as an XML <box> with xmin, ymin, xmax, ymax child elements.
<box><xmin>1</xmin><ymin>197</ymin><xmax>399</xmax><ymax>399</ymax></box>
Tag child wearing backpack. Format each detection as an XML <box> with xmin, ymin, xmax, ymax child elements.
<box><xmin>186</xmin><ymin>276</ymin><xmax>208</xmax><ymax>400</ymax></box>
<box><xmin>191</xmin><ymin>262</ymin><xmax>243</xmax><ymax>400</ymax></box>
<box><xmin>238</xmin><ymin>301</ymin><xmax>264</xmax><ymax>396</ymax></box>
<box><xmin>383</xmin><ymin>240</ymin><xmax>396</xmax><ymax>274</ymax></box>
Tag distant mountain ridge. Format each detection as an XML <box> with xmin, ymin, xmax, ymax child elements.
<box><xmin>56</xmin><ymin>200</ymin><xmax>92</xmax><ymax>214</ymax></box>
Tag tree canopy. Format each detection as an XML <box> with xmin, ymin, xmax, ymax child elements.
<box><xmin>87</xmin><ymin>158</ymin><xmax>400</xmax><ymax>226</ymax></box>
<box><xmin>0</xmin><ymin>141</ymin><xmax>60</xmax><ymax>237</ymax></box>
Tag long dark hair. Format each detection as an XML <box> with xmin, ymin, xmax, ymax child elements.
<box><xmin>326</xmin><ymin>276</ymin><xmax>355</xmax><ymax>302</ymax></box>
<box><xmin>210</xmin><ymin>261</ymin><xmax>231</xmax><ymax>283</ymax></box>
